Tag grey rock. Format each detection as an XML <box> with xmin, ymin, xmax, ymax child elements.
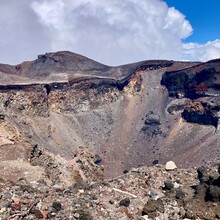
<box><xmin>119</xmin><ymin>197</ymin><xmax>130</xmax><ymax>207</ymax></box>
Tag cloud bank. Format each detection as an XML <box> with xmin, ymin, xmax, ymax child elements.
<box><xmin>183</xmin><ymin>40</ymin><xmax>220</xmax><ymax>62</ymax></box>
<box><xmin>31</xmin><ymin>0</ymin><xmax>192</xmax><ymax>65</ymax></box>
<box><xmin>0</xmin><ymin>0</ymin><xmax>219</xmax><ymax>65</ymax></box>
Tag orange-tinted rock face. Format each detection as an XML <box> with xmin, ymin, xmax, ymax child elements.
<box><xmin>0</xmin><ymin>51</ymin><xmax>219</xmax><ymax>181</ymax></box>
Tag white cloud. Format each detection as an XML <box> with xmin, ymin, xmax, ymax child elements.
<box><xmin>183</xmin><ymin>40</ymin><xmax>220</xmax><ymax>62</ymax></box>
<box><xmin>0</xmin><ymin>0</ymin><xmax>219</xmax><ymax>65</ymax></box>
<box><xmin>31</xmin><ymin>0</ymin><xmax>193</xmax><ymax>65</ymax></box>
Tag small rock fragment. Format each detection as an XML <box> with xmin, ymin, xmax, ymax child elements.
<box><xmin>94</xmin><ymin>154</ymin><xmax>102</xmax><ymax>165</ymax></box>
<box><xmin>109</xmin><ymin>199</ymin><xmax>114</xmax><ymax>204</ymax></box>
<box><xmin>119</xmin><ymin>197</ymin><xmax>130</xmax><ymax>207</ymax></box>
<box><xmin>140</xmin><ymin>215</ymin><xmax>149</xmax><ymax>220</ymax></box>
<box><xmin>175</xmin><ymin>188</ymin><xmax>185</xmax><ymax>199</ymax></box>
<box><xmin>142</xmin><ymin>199</ymin><xmax>164</xmax><ymax>215</ymax></box>
<box><xmin>148</xmin><ymin>188</ymin><xmax>165</xmax><ymax>200</ymax></box>
<box><xmin>165</xmin><ymin>161</ymin><xmax>177</xmax><ymax>171</ymax></box>
<box><xmin>164</xmin><ymin>180</ymin><xmax>174</xmax><ymax>190</ymax></box>
<box><xmin>78</xmin><ymin>189</ymin><xmax>85</xmax><ymax>194</ymax></box>
<box><xmin>184</xmin><ymin>210</ymin><xmax>195</xmax><ymax>219</ymax></box>
<box><xmin>0</xmin><ymin>207</ymin><xmax>7</xmax><ymax>213</ymax></box>
<box><xmin>52</xmin><ymin>201</ymin><xmax>62</xmax><ymax>212</ymax></box>
<box><xmin>30</xmin><ymin>209</ymin><xmax>44</xmax><ymax>219</ymax></box>
<box><xmin>152</xmin><ymin>160</ymin><xmax>159</xmax><ymax>165</ymax></box>
<box><xmin>174</xmin><ymin>182</ymin><xmax>180</xmax><ymax>188</ymax></box>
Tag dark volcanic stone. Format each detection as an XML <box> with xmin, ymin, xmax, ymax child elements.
<box><xmin>164</xmin><ymin>180</ymin><xmax>174</xmax><ymax>190</ymax></box>
<box><xmin>206</xmin><ymin>185</ymin><xmax>220</xmax><ymax>202</ymax></box>
<box><xmin>182</xmin><ymin>108</ymin><xmax>219</xmax><ymax>129</ymax></box>
<box><xmin>119</xmin><ymin>198</ymin><xmax>130</xmax><ymax>207</ymax></box>
<box><xmin>152</xmin><ymin>160</ymin><xmax>159</xmax><ymax>165</ymax></box>
<box><xmin>123</xmin><ymin>169</ymin><xmax>129</xmax><ymax>174</ymax></box>
<box><xmin>197</xmin><ymin>166</ymin><xmax>206</xmax><ymax>180</ymax></box>
<box><xmin>196</xmin><ymin>164</ymin><xmax>220</xmax><ymax>202</ymax></box>
<box><xmin>52</xmin><ymin>201</ymin><xmax>62</xmax><ymax>212</ymax></box>
<box><xmin>195</xmin><ymin>184</ymin><xmax>208</xmax><ymax>199</ymax></box>
<box><xmin>94</xmin><ymin>154</ymin><xmax>102</xmax><ymax>165</ymax></box>
<box><xmin>209</xmin><ymin>172</ymin><xmax>220</xmax><ymax>185</ymax></box>
<box><xmin>175</xmin><ymin>188</ymin><xmax>185</xmax><ymax>199</ymax></box>
<box><xmin>30</xmin><ymin>209</ymin><xmax>44</xmax><ymax>218</ymax></box>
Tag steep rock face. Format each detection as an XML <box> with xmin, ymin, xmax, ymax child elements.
<box><xmin>161</xmin><ymin>60</ymin><xmax>220</xmax><ymax>129</ymax></box>
<box><xmin>0</xmin><ymin>51</ymin><xmax>220</xmax><ymax>180</ymax></box>
<box><xmin>0</xmin><ymin>85</ymin><xmax>48</xmax><ymax>117</ymax></box>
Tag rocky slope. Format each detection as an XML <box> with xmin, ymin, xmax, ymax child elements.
<box><xmin>0</xmin><ymin>51</ymin><xmax>220</xmax><ymax>180</ymax></box>
<box><xmin>1</xmin><ymin>162</ymin><xmax>220</xmax><ymax>219</ymax></box>
<box><xmin>0</xmin><ymin>51</ymin><xmax>220</xmax><ymax>219</ymax></box>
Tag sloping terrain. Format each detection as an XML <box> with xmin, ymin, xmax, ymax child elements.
<box><xmin>0</xmin><ymin>51</ymin><xmax>219</xmax><ymax>182</ymax></box>
<box><xmin>1</xmin><ymin>162</ymin><xmax>220</xmax><ymax>219</ymax></box>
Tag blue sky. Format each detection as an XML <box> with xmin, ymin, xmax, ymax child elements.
<box><xmin>165</xmin><ymin>0</ymin><xmax>220</xmax><ymax>43</ymax></box>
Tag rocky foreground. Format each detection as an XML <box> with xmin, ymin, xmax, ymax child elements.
<box><xmin>0</xmin><ymin>160</ymin><xmax>220</xmax><ymax>220</ymax></box>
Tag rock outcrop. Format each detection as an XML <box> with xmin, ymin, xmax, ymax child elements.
<box><xmin>161</xmin><ymin>59</ymin><xmax>220</xmax><ymax>129</ymax></box>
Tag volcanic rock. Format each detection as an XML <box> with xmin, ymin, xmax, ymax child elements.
<box><xmin>164</xmin><ymin>180</ymin><xmax>174</xmax><ymax>190</ymax></box>
<box><xmin>119</xmin><ymin>198</ymin><xmax>130</xmax><ymax>207</ymax></box>
<box><xmin>51</xmin><ymin>201</ymin><xmax>62</xmax><ymax>212</ymax></box>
